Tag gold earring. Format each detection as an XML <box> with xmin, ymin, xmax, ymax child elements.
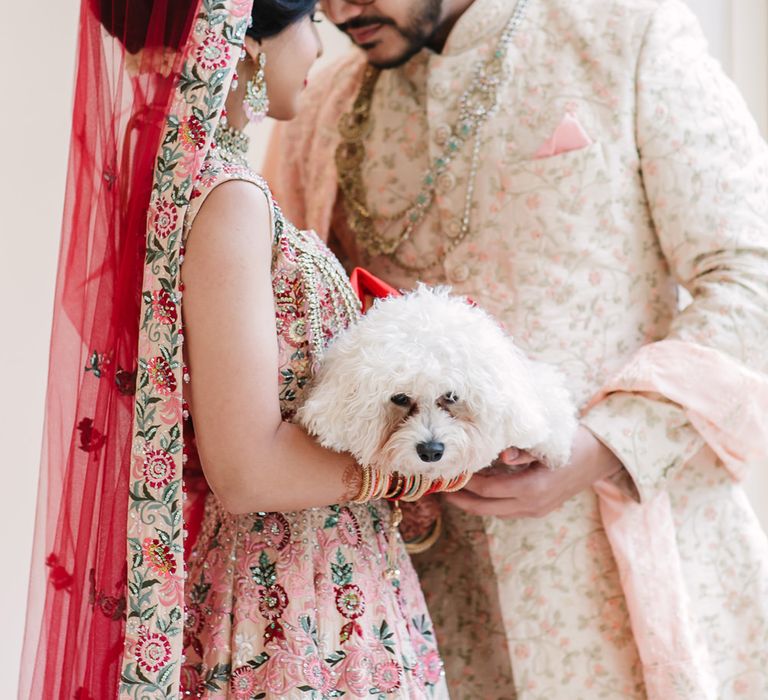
<box><xmin>243</xmin><ymin>53</ymin><xmax>269</xmax><ymax>123</ymax></box>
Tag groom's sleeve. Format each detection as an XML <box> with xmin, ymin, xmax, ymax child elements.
<box><xmin>581</xmin><ymin>0</ymin><xmax>768</xmax><ymax>503</ymax></box>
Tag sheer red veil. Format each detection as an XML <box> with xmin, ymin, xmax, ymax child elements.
<box><xmin>19</xmin><ymin>1</ymin><xmax>250</xmax><ymax>697</ymax></box>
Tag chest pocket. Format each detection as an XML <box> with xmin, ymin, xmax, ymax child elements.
<box><xmin>487</xmin><ymin>141</ymin><xmax>610</xmax><ymax>241</ymax></box>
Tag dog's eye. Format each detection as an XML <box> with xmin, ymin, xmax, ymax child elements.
<box><xmin>443</xmin><ymin>392</ymin><xmax>458</xmax><ymax>404</ymax></box>
<box><xmin>390</xmin><ymin>393</ymin><xmax>411</xmax><ymax>407</ymax></box>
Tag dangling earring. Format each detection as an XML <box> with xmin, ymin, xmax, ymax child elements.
<box><xmin>243</xmin><ymin>53</ymin><xmax>269</xmax><ymax>124</ymax></box>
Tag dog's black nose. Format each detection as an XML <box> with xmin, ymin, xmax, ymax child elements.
<box><xmin>417</xmin><ymin>441</ymin><xmax>444</xmax><ymax>462</ymax></box>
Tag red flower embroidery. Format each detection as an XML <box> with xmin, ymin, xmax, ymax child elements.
<box><xmin>258</xmin><ymin>583</ymin><xmax>288</xmax><ymax>620</ymax></box>
<box><xmin>230</xmin><ymin>665</ymin><xmax>258</xmax><ymax>699</ymax></box>
<box><xmin>372</xmin><ymin>660</ymin><xmax>402</xmax><ymax>693</ymax></box>
<box><xmin>76</xmin><ymin>417</ymin><xmax>106</xmax><ymax>453</ymax></box>
<box><xmin>302</xmin><ymin>655</ymin><xmax>336</xmax><ymax>694</ymax></box>
<box><xmin>152</xmin><ymin>199</ymin><xmax>178</xmax><ymax>238</ymax></box>
<box><xmin>114</xmin><ymin>367</ymin><xmax>137</xmax><ymax>395</ymax></box>
<box><xmin>143</xmin><ymin>447</ymin><xmax>175</xmax><ymax>489</ymax></box>
<box><xmin>195</xmin><ymin>31</ymin><xmax>231</xmax><ymax>71</ymax></box>
<box><xmin>262</xmin><ymin>513</ymin><xmax>290</xmax><ymax>550</ymax></box>
<box><xmin>178</xmin><ymin>115</ymin><xmax>207</xmax><ymax>152</ymax></box>
<box><xmin>335</xmin><ymin>584</ymin><xmax>365</xmax><ymax>620</ymax></box>
<box><xmin>134</xmin><ymin>628</ymin><xmax>172</xmax><ymax>673</ymax></box>
<box><xmin>184</xmin><ymin>602</ymin><xmax>204</xmax><ymax>635</ymax></box>
<box><xmin>151</xmin><ymin>289</ymin><xmax>178</xmax><ymax>325</ymax></box>
<box><xmin>180</xmin><ymin>664</ymin><xmax>204</xmax><ymax>697</ymax></box>
<box><xmin>263</xmin><ymin>619</ymin><xmax>285</xmax><ymax>645</ymax></box>
<box><xmin>142</xmin><ymin>537</ymin><xmax>177</xmax><ymax>578</ymax></box>
<box><xmin>147</xmin><ymin>356</ymin><xmax>177</xmax><ymax>396</ymax></box>
<box><xmin>45</xmin><ymin>553</ymin><xmax>73</xmax><ymax>591</ymax></box>
<box><xmin>337</xmin><ymin>507</ymin><xmax>362</xmax><ymax>547</ymax></box>
<box><xmin>339</xmin><ymin>620</ymin><xmax>363</xmax><ymax>645</ymax></box>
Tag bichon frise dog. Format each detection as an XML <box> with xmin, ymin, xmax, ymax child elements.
<box><xmin>297</xmin><ymin>285</ymin><xmax>577</xmax><ymax>481</ymax></box>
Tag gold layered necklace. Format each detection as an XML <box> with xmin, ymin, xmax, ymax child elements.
<box><xmin>213</xmin><ymin>117</ymin><xmax>250</xmax><ymax>167</ymax></box>
<box><xmin>335</xmin><ymin>0</ymin><xmax>530</xmax><ymax>273</ymax></box>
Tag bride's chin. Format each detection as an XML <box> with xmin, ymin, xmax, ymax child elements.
<box><xmin>268</xmin><ymin>99</ymin><xmax>300</xmax><ymax>123</ymax></box>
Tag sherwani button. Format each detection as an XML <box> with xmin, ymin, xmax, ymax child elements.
<box><xmin>430</xmin><ymin>81</ymin><xmax>450</xmax><ymax>100</ymax></box>
<box><xmin>434</xmin><ymin>123</ymin><xmax>452</xmax><ymax>145</ymax></box>
<box><xmin>445</xmin><ymin>219</ymin><xmax>462</xmax><ymax>239</ymax></box>
<box><xmin>449</xmin><ymin>263</ymin><xmax>470</xmax><ymax>283</ymax></box>
<box><xmin>437</xmin><ymin>171</ymin><xmax>456</xmax><ymax>193</ymax></box>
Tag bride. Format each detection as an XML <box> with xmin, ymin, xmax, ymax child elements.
<box><xmin>20</xmin><ymin>1</ymin><xmax>450</xmax><ymax>698</ymax></box>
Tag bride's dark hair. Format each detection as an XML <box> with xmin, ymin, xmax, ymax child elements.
<box><xmin>248</xmin><ymin>0</ymin><xmax>318</xmax><ymax>41</ymax></box>
<box><xmin>95</xmin><ymin>0</ymin><xmax>317</xmax><ymax>53</ymax></box>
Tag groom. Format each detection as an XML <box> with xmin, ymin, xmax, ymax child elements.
<box><xmin>266</xmin><ymin>0</ymin><xmax>768</xmax><ymax>697</ymax></box>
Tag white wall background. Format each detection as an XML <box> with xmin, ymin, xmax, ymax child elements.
<box><xmin>2</xmin><ymin>2</ymin><xmax>766</xmax><ymax>697</ymax></box>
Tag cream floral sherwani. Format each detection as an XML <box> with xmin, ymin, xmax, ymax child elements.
<box><xmin>265</xmin><ymin>0</ymin><xmax>768</xmax><ymax>698</ymax></box>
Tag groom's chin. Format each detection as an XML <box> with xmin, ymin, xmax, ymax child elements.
<box><xmin>359</xmin><ymin>33</ymin><xmax>423</xmax><ymax>70</ymax></box>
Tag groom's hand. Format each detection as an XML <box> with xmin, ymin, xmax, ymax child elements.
<box><xmin>444</xmin><ymin>426</ymin><xmax>623</xmax><ymax>518</ymax></box>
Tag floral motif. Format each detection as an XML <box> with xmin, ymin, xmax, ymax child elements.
<box><xmin>337</xmin><ymin>507</ymin><xmax>362</xmax><ymax>547</ymax></box>
<box><xmin>373</xmin><ymin>660</ymin><xmax>402</xmax><ymax>693</ymax></box>
<box><xmin>115</xmin><ymin>368</ymin><xmax>137</xmax><ymax>396</ymax></box>
<box><xmin>134</xmin><ymin>628</ymin><xmax>172</xmax><ymax>673</ymax></box>
<box><xmin>76</xmin><ymin>417</ymin><xmax>105</xmax><ymax>453</ymax></box>
<box><xmin>258</xmin><ymin>584</ymin><xmax>288</xmax><ymax>621</ymax></box>
<box><xmin>261</xmin><ymin>512</ymin><xmax>290</xmax><ymax>550</ymax></box>
<box><xmin>302</xmin><ymin>655</ymin><xmax>336</xmax><ymax>694</ymax></box>
<box><xmin>142</xmin><ymin>538</ymin><xmax>176</xmax><ymax>578</ymax></box>
<box><xmin>195</xmin><ymin>30</ymin><xmax>231</xmax><ymax>71</ymax></box>
<box><xmin>196</xmin><ymin>158</ymin><xmax>221</xmax><ymax>188</ymax></box>
<box><xmin>184</xmin><ymin>603</ymin><xmax>204</xmax><ymax>636</ymax></box>
<box><xmin>420</xmin><ymin>650</ymin><xmax>442</xmax><ymax>686</ymax></box>
<box><xmin>146</xmin><ymin>356</ymin><xmax>176</xmax><ymax>395</ymax></box>
<box><xmin>152</xmin><ymin>199</ymin><xmax>178</xmax><ymax>239</ymax></box>
<box><xmin>151</xmin><ymin>289</ymin><xmax>178</xmax><ymax>325</ymax></box>
<box><xmin>230</xmin><ymin>665</ymin><xmax>258</xmax><ymax>699</ymax></box>
<box><xmin>335</xmin><ymin>584</ymin><xmax>365</xmax><ymax>620</ymax></box>
<box><xmin>179</xmin><ymin>115</ymin><xmax>208</xmax><ymax>152</ymax></box>
<box><xmin>45</xmin><ymin>553</ymin><xmax>73</xmax><ymax>591</ymax></box>
<box><xmin>179</xmin><ymin>665</ymin><xmax>204</xmax><ymax>697</ymax></box>
<box><xmin>142</xmin><ymin>447</ymin><xmax>175</xmax><ymax>489</ymax></box>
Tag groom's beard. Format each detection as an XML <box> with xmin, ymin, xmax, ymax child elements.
<box><xmin>337</xmin><ymin>0</ymin><xmax>443</xmax><ymax>69</ymax></box>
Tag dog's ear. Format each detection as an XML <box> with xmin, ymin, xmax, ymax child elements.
<box><xmin>525</xmin><ymin>360</ymin><xmax>579</xmax><ymax>468</ymax></box>
<box><xmin>485</xmin><ymin>340</ymin><xmax>552</xmax><ymax>451</ymax></box>
<box><xmin>295</xmin><ymin>329</ymin><xmax>389</xmax><ymax>467</ymax></box>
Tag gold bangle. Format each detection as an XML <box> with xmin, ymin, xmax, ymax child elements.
<box><xmin>353</xmin><ymin>465</ymin><xmax>372</xmax><ymax>503</ymax></box>
<box><xmin>404</xmin><ymin>511</ymin><xmax>443</xmax><ymax>554</ymax></box>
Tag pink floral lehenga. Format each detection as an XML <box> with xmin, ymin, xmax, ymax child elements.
<box><xmin>179</xmin><ymin>146</ymin><xmax>448</xmax><ymax>700</ymax></box>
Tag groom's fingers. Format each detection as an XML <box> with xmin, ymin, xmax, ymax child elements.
<box><xmin>443</xmin><ymin>490</ymin><xmax>550</xmax><ymax>518</ymax></box>
<box><xmin>499</xmin><ymin>447</ymin><xmax>537</xmax><ymax>465</ymax></box>
<box><xmin>462</xmin><ymin>463</ymin><xmax>548</xmax><ymax>499</ymax></box>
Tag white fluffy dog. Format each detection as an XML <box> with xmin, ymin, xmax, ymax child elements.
<box><xmin>297</xmin><ymin>286</ymin><xmax>577</xmax><ymax>481</ymax></box>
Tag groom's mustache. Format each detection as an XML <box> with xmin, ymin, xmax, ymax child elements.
<box><xmin>337</xmin><ymin>16</ymin><xmax>397</xmax><ymax>32</ymax></box>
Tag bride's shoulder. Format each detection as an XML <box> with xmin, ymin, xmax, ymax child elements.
<box><xmin>185</xmin><ymin>155</ymin><xmax>274</xmax><ymax>242</ymax></box>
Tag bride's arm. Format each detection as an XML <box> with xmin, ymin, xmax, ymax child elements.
<box><xmin>182</xmin><ymin>180</ymin><xmax>360</xmax><ymax>515</ymax></box>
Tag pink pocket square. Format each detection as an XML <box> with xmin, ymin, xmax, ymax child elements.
<box><xmin>533</xmin><ymin>112</ymin><xmax>593</xmax><ymax>159</ymax></box>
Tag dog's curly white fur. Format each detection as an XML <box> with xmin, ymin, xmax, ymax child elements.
<box><xmin>297</xmin><ymin>286</ymin><xmax>577</xmax><ymax>479</ymax></box>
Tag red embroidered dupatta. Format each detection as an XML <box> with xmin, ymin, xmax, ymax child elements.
<box><xmin>19</xmin><ymin>1</ymin><xmax>251</xmax><ymax>697</ymax></box>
